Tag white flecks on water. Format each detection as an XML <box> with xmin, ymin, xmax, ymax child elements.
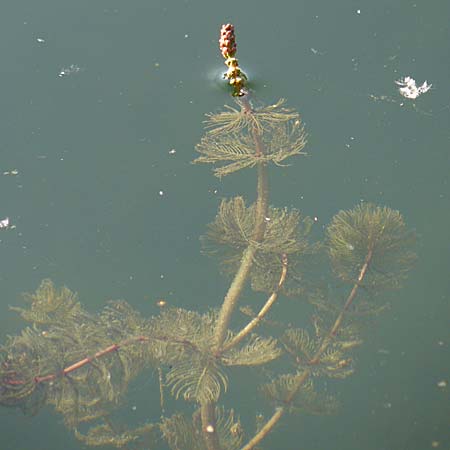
<box><xmin>395</xmin><ymin>76</ymin><xmax>432</xmax><ymax>99</ymax></box>
<box><xmin>3</xmin><ymin>169</ymin><xmax>19</xmax><ymax>176</ymax></box>
<box><xmin>58</xmin><ymin>64</ymin><xmax>82</xmax><ymax>78</ymax></box>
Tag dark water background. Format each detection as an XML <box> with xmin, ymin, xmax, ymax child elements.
<box><xmin>0</xmin><ymin>0</ymin><xmax>448</xmax><ymax>449</ymax></box>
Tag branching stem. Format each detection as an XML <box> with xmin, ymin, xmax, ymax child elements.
<box><xmin>221</xmin><ymin>254</ymin><xmax>288</xmax><ymax>353</ymax></box>
<box><xmin>239</xmin><ymin>246</ymin><xmax>374</xmax><ymax>450</ymax></box>
<box><xmin>203</xmin><ymin>95</ymin><xmax>270</xmax><ymax>450</ymax></box>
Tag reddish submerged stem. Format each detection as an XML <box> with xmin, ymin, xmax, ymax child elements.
<box><xmin>240</xmin><ymin>247</ymin><xmax>374</xmax><ymax>450</ymax></box>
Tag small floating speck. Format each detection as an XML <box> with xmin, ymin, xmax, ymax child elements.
<box><xmin>377</xmin><ymin>348</ymin><xmax>390</xmax><ymax>355</ymax></box>
<box><xmin>0</xmin><ymin>217</ymin><xmax>16</xmax><ymax>230</ymax></box>
<box><xmin>3</xmin><ymin>169</ymin><xmax>19</xmax><ymax>176</ymax></box>
<box><xmin>58</xmin><ymin>64</ymin><xmax>82</xmax><ymax>78</ymax></box>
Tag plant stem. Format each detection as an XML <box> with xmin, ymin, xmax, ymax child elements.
<box><xmin>221</xmin><ymin>254</ymin><xmax>288</xmax><ymax>353</ymax></box>
<box><xmin>201</xmin><ymin>401</ymin><xmax>221</xmax><ymax>450</ymax></box>
<box><xmin>239</xmin><ymin>247</ymin><xmax>374</xmax><ymax>450</ymax></box>
<box><xmin>240</xmin><ymin>407</ymin><xmax>285</xmax><ymax>450</ymax></box>
<box><xmin>310</xmin><ymin>245</ymin><xmax>373</xmax><ymax>363</ymax></box>
<box><xmin>203</xmin><ymin>98</ymin><xmax>270</xmax><ymax>450</ymax></box>
<box><xmin>214</xmin><ymin>99</ymin><xmax>269</xmax><ymax>353</ymax></box>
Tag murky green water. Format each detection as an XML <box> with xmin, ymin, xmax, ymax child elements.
<box><xmin>1</xmin><ymin>0</ymin><xmax>448</xmax><ymax>449</ymax></box>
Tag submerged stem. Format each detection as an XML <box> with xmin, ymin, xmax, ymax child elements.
<box><xmin>202</xmin><ymin>97</ymin><xmax>270</xmax><ymax>450</ymax></box>
<box><xmin>214</xmin><ymin>97</ymin><xmax>269</xmax><ymax>353</ymax></box>
<box><xmin>239</xmin><ymin>247</ymin><xmax>374</xmax><ymax>450</ymax></box>
<box><xmin>221</xmin><ymin>254</ymin><xmax>288</xmax><ymax>353</ymax></box>
<box><xmin>201</xmin><ymin>402</ymin><xmax>221</xmax><ymax>450</ymax></box>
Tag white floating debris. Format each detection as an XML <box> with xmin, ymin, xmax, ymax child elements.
<box><xmin>0</xmin><ymin>217</ymin><xmax>9</xmax><ymax>229</ymax></box>
<box><xmin>0</xmin><ymin>217</ymin><xmax>16</xmax><ymax>230</ymax></box>
<box><xmin>158</xmin><ymin>190</ymin><xmax>164</xmax><ymax>196</ymax></box>
<box><xmin>58</xmin><ymin>64</ymin><xmax>82</xmax><ymax>78</ymax></box>
<box><xmin>3</xmin><ymin>169</ymin><xmax>19</xmax><ymax>176</ymax></box>
<box><xmin>395</xmin><ymin>76</ymin><xmax>432</xmax><ymax>99</ymax></box>
<box><xmin>168</xmin><ymin>148</ymin><xmax>176</xmax><ymax>155</ymax></box>
<box><xmin>437</xmin><ymin>380</ymin><xmax>447</xmax><ymax>388</ymax></box>
<box><xmin>36</xmin><ymin>37</ymin><xmax>45</xmax><ymax>43</ymax></box>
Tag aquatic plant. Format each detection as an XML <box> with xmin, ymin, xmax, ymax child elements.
<box><xmin>0</xmin><ymin>24</ymin><xmax>416</xmax><ymax>450</ymax></box>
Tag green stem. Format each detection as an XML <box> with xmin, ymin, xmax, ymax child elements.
<box><xmin>201</xmin><ymin>402</ymin><xmax>221</xmax><ymax>450</ymax></box>
<box><xmin>221</xmin><ymin>254</ymin><xmax>287</xmax><ymax>353</ymax></box>
<box><xmin>202</xmin><ymin>99</ymin><xmax>270</xmax><ymax>450</ymax></box>
<box><xmin>214</xmin><ymin>161</ymin><xmax>269</xmax><ymax>352</ymax></box>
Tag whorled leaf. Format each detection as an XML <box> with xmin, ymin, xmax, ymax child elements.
<box><xmin>160</xmin><ymin>408</ymin><xmax>243</xmax><ymax>450</ymax></box>
<box><xmin>152</xmin><ymin>307</ymin><xmax>283</xmax><ymax>403</ymax></box>
<box><xmin>308</xmin><ymin>284</ymin><xmax>390</xmax><ymax>319</ymax></box>
<box><xmin>281</xmin><ymin>328</ymin><xmax>356</xmax><ymax>379</ymax></box>
<box><xmin>166</xmin><ymin>356</ymin><xmax>228</xmax><ymax>403</ymax></box>
<box><xmin>153</xmin><ymin>307</ymin><xmax>281</xmax><ymax>402</ymax></box>
<box><xmin>4</xmin><ymin>281</ymin><xmax>159</xmax><ymax>427</ymax></box>
<box><xmin>160</xmin><ymin>413</ymin><xmax>203</xmax><ymax>450</ymax></box>
<box><xmin>202</xmin><ymin>197</ymin><xmax>314</xmax><ymax>292</ymax></box>
<box><xmin>327</xmin><ymin>203</ymin><xmax>416</xmax><ymax>290</ymax></box>
<box><xmin>201</xmin><ymin>197</ymin><xmax>252</xmax><ymax>260</ymax></box>
<box><xmin>260</xmin><ymin>374</ymin><xmax>338</xmax><ymax>415</ymax></box>
<box><xmin>148</xmin><ymin>308</ymin><xmax>228</xmax><ymax>403</ymax></box>
<box><xmin>221</xmin><ymin>334</ymin><xmax>281</xmax><ymax>366</ymax></box>
<box><xmin>10</xmin><ymin>279</ymin><xmax>85</xmax><ymax>326</ymax></box>
<box><xmin>74</xmin><ymin>421</ymin><xmax>157</xmax><ymax>448</ymax></box>
<box><xmin>194</xmin><ymin>99</ymin><xmax>307</xmax><ymax>177</ymax></box>
<box><xmin>203</xmin><ymin>98</ymin><xmax>300</xmax><ymax>136</ymax></box>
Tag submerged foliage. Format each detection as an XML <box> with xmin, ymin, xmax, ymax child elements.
<box><xmin>201</xmin><ymin>196</ymin><xmax>315</xmax><ymax>293</ymax></box>
<box><xmin>194</xmin><ymin>99</ymin><xmax>307</xmax><ymax>177</ymax></box>
<box><xmin>281</xmin><ymin>327</ymin><xmax>357</xmax><ymax>379</ymax></box>
<box><xmin>160</xmin><ymin>408</ymin><xmax>243</xmax><ymax>450</ymax></box>
<box><xmin>152</xmin><ymin>307</ymin><xmax>281</xmax><ymax>403</ymax></box>
<box><xmin>0</xmin><ymin>279</ymin><xmax>280</xmax><ymax>446</ymax></box>
<box><xmin>0</xmin><ymin>93</ymin><xmax>417</xmax><ymax>450</ymax></box>
<box><xmin>327</xmin><ymin>203</ymin><xmax>416</xmax><ymax>290</ymax></box>
<box><xmin>260</xmin><ymin>374</ymin><xmax>338</xmax><ymax>415</ymax></box>
<box><xmin>0</xmin><ymin>22</ymin><xmax>420</xmax><ymax>450</ymax></box>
